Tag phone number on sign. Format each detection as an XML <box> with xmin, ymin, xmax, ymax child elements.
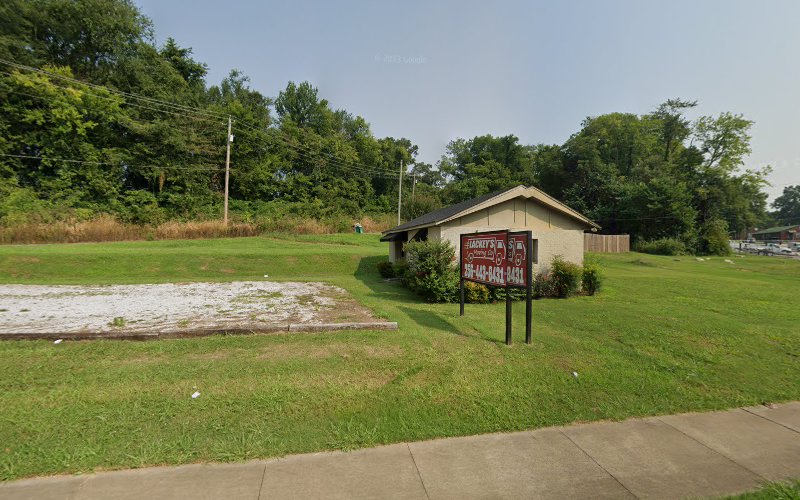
<box><xmin>463</xmin><ymin>264</ymin><xmax>526</xmax><ymax>286</ymax></box>
<box><xmin>506</xmin><ymin>266</ymin><xmax>525</xmax><ymax>286</ymax></box>
<box><xmin>462</xmin><ymin>263</ymin><xmax>504</xmax><ymax>284</ymax></box>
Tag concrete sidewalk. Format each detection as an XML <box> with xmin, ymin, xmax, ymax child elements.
<box><xmin>2</xmin><ymin>402</ymin><xmax>799</xmax><ymax>500</ymax></box>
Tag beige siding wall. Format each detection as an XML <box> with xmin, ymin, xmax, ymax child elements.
<box><xmin>535</xmin><ymin>230</ymin><xmax>584</xmax><ymax>270</ymax></box>
<box><xmin>435</xmin><ymin>197</ymin><xmax>586</xmax><ymax>270</ymax></box>
<box><xmin>389</xmin><ymin>240</ymin><xmax>401</xmax><ymax>262</ymax></box>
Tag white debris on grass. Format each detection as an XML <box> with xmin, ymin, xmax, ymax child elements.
<box><xmin>53</xmin><ymin>339</ymin><xmax>63</xmax><ymax>344</ymax></box>
<box><xmin>695</xmin><ymin>257</ymin><xmax>705</xmax><ymax>262</ymax></box>
<box><xmin>572</xmin><ymin>371</ymin><xmax>578</xmax><ymax>379</ymax></box>
<box><xmin>0</xmin><ymin>281</ymin><xmax>356</xmax><ymax>334</ymax></box>
<box><xmin>191</xmin><ymin>391</ymin><xmax>201</xmax><ymax>399</ymax></box>
<box><xmin>724</xmin><ymin>259</ymin><xmax>734</xmax><ymax>264</ymax></box>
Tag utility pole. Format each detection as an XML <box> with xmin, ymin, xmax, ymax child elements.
<box><xmin>412</xmin><ymin>169</ymin><xmax>416</xmax><ymax>204</ymax></box>
<box><xmin>223</xmin><ymin>116</ymin><xmax>232</xmax><ymax>226</ymax></box>
<box><xmin>397</xmin><ymin>160</ymin><xmax>403</xmax><ymax>225</ymax></box>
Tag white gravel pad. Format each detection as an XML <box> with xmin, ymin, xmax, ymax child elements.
<box><xmin>0</xmin><ymin>281</ymin><xmax>361</xmax><ymax>334</ymax></box>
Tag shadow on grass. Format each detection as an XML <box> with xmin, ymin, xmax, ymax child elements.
<box><xmin>353</xmin><ymin>255</ymin><xmax>420</xmax><ymax>305</ymax></box>
<box><xmin>355</xmin><ymin>256</ymin><xmax>505</xmax><ymax>345</ymax></box>
<box><xmin>398</xmin><ymin>306</ymin><xmax>505</xmax><ymax>346</ymax></box>
<box><xmin>397</xmin><ymin>306</ymin><xmax>462</xmax><ymax>335</ymax></box>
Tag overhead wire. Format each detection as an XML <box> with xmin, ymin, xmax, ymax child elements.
<box><xmin>0</xmin><ymin>57</ymin><xmax>229</xmax><ymax>120</ymax></box>
<box><xmin>0</xmin><ymin>70</ymin><xmax>224</xmax><ymax>125</ymax></box>
<box><xmin>235</xmin><ymin>120</ymin><xmax>400</xmax><ymax>178</ymax></box>
<box><xmin>0</xmin><ymin>58</ymin><xmax>409</xmax><ymax>179</ymax></box>
<box><xmin>0</xmin><ymin>153</ymin><xmax>223</xmax><ymax>172</ymax></box>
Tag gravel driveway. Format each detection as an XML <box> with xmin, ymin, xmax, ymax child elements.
<box><xmin>0</xmin><ymin>281</ymin><xmax>377</xmax><ymax>334</ymax></box>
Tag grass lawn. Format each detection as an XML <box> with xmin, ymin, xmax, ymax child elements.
<box><xmin>725</xmin><ymin>479</ymin><xmax>800</xmax><ymax>499</ymax></box>
<box><xmin>0</xmin><ymin>234</ymin><xmax>798</xmax><ymax>480</ymax></box>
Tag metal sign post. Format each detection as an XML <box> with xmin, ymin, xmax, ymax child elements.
<box><xmin>526</xmin><ymin>230</ymin><xmax>533</xmax><ymax>344</ymax></box>
<box><xmin>460</xmin><ymin>230</ymin><xmax>533</xmax><ymax>345</ymax></box>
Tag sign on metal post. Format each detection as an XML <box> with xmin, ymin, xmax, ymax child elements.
<box><xmin>459</xmin><ymin>230</ymin><xmax>533</xmax><ymax>345</ymax></box>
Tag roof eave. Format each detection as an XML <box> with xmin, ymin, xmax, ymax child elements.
<box><xmin>382</xmin><ymin>185</ymin><xmax>601</xmax><ymax>234</ymax></box>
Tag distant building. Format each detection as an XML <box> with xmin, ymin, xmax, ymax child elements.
<box><xmin>752</xmin><ymin>224</ymin><xmax>800</xmax><ymax>241</ymax></box>
<box><xmin>380</xmin><ymin>185</ymin><xmax>599</xmax><ymax>270</ymax></box>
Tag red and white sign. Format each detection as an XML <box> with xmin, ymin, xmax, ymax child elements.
<box><xmin>506</xmin><ymin>232</ymin><xmax>529</xmax><ymax>287</ymax></box>
<box><xmin>460</xmin><ymin>231</ymin><xmax>531</xmax><ymax>288</ymax></box>
<box><xmin>461</xmin><ymin>231</ymin><xmax>508</xmax><ymax>286</ymax></box>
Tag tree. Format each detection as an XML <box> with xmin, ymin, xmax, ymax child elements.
<box><xmin>650</xmin><ymin>98</ymin><xmax>697</xmax><ymax>162</ymax></box>
<box><xmin>772</xmin><ymin>185</ymin><xmax>800</xmax><ymax>225</ymax></box>
<box><xmin>0</xmin><ymin>66</ymin><xmax>126</xmax><ymax>209</ymax></box>
<box><xmin>274</xmin><ymin>81</ymin><xmax>331</xmax><ymax>133</ymax></box>
<box><xmin>693</xmin><ymin>112</ymin><xmax>752</xmax><ymax>172</ymax></box>
<box><xmin>439</xmin><ymin>135</ymin><xmax>532</xmax><ymax>204</ymax></box>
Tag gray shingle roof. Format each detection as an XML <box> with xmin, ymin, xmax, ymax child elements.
<box><xmin>753</xmin><ymin>224</ymin><xmax>799</xmax><ymax>235</ymax></box>
<box><xmin>384</xmin><ymin>189</ymin><xmax>510</xmax><ymax>234</ymax></box>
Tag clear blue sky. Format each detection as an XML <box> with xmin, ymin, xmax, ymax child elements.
<box><xmin>138</xmin><ymin>0</ymin><xmax>799</xmax><ymax>200</ymax></box>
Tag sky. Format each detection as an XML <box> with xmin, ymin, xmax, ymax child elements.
<box><xmin>137</xmin><ymin>0</ymin><xmax>799</xmax><ymax>200</ymax></box>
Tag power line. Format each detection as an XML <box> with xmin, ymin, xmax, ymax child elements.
<box><xmin>0</xmin><ymin>153</ymin><xmax>223</xmax><ymax>172</ymax></box>
<box><xmin>0</xmin><ymin>57</ymin><xmax>228</xmax><ymax>120</ymax></box>
<box><xmin>1</xmin><ymin>71</ymin><xmax>223</xmax><ymax>125</ymax></box>
<box><xmin>1</xmin><ymin>57</ymin><xmax>407</xmax><ymax>179</ymax></box>
<box><xmin>237</xmin><ymin>120</ymin><xmax>398</xmax><ymax>177</ymax></box>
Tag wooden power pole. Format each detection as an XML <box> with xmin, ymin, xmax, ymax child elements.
<box><xmin>223</xmin><ymin>116</ymin><xmax>232</xmax><ymax>226</ymax></box>
<box><xmin>397</xmin><ymin>160</ymin><xmax>403</xmax><ymax>225</ymax></box>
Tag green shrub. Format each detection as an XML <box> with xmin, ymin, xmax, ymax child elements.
<box><xmin>464</xmin><ymin>281</ymin><xmax>490</xmax><ymax>303</ymax></box>
<box><xmin>549</xmin><ymin>256</ymin><xmax>582</xmax><ymax>298</ymax></box>
<box><xmin>699</xmin><ymin>218</ymin><xmax>732</xmax><ymax>256</ymax></box>
<box><xmin>635</xmin><ymin>238</ymin><xmax>687</xmax><ymax>256</ymax></box>
<box><xmin>402</xmin><ymin>240</ymin><xmax>458</xmax><ymax>303</ymax></box>
<box><xmin>534</xmin><ymin>271</ymin><xmax>556</xmax><ymax>298</ymax></box>
<box><xmin>392</xmin><ymin>261</ymin><xmax>409</xmax><ymax>278</ymax></box>
<box><xmin>487</xmin><ymin>286</ymin><xmax>527</xmax><ymax>302</ymax></box>
<box><xmin>582</xmin><ymin>263</ymin><xmax>602</xmax><ymax>295</ymax></box>
<box><xmin>405</xmin><ymin>240</ymin><xmax>455</xmax><ymax>276</ymax></box>
<box><xmin>405</xmin><ymin>268</ymin><xmax>459</xmax><ymax>303</ymax></box>
<box><xmin>376</xmin><ymin>261</ymin><xmax>395</xmax><ymax>279</ymax></box>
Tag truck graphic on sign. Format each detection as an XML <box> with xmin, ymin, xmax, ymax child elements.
<box><xmin>466</xmin><ymin>236</ymin><xmax>506</xmax><ymax>266</ymax></box>
<box><xmin>509</xmin><ymin>238</ymin><xmax>526</xmax><ymax>266</ymax></box>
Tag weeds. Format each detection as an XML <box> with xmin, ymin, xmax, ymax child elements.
<box><xmin>0</xmin><ymin>214</ymin><xmax>394</xmax><ymax>245</ymax></box>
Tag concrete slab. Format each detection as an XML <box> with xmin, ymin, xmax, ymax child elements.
<box><xmin>561</xmin><ymin>417</ymin><xmax>761</xmax><ymax>499</ymax></box>
<box><xmin>74</xmin><ymin>461</ymin><xmax>265</xmax><ymax>500</ymax></box>
<box><xmin>660</xmin><ymin>408</ymin><xmax>800</xmax><ymax>481</ymax></box>
<box><xmin>260</xmin><ymin>443</ymin><xmax>427</xmax><ymax>500</ymax></box>
<box><xmin>0</xmin><ymin>474</ymin><xmax>86</xmax><ymax>500</ymax></box>
<box><xmin>408</xmin><ymin>429</ymin><xmax>634</xmax><ymax>500</ymax></box>
<box><xmin>745</xmin><ymin>402</ymin><xmax>800</xmax><ymax>433</ymax></box>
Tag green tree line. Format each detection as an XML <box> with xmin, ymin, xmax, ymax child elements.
<box><xmin>0</xmin><ymin>0</ymin><xmax>788</xmax><ymax>251</ymax></box>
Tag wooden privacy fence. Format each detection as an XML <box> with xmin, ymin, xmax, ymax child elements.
<box><xmin>584</xmin><ymin>233</ymin><xmax>630</xmax><ymax>253</ymax></box>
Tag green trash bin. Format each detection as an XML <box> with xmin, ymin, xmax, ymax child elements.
<box><xmin>354</xmin><ymin>223</ymin><xmax>363</xmax><ymax>234</ymax></box>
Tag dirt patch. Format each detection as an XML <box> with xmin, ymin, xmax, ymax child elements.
<box><xmin>0</xmin><ymin>281</ymin><xmax>379</xmax><ymax>335</ymax></box>
<box><xmin>258</xmin><ymin>343</ymin><xmax>403</xmax><ymax>361</ymax></box>
<box><xmin>118</xmin><ymin>354</ymin><xmax>168</xmax><ymax>365</ymax></box>
<box><xmin>288</xmin><ymin>370</ymin><xmax>397</xmax><ymax>390</ymax></box>
<box><xmin>9</xmin><ymin>256</ymin><xmax>40</xmax><ymax>264</ymax></box>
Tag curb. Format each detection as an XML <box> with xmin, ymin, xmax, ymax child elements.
<box><xmin>0</xmin><ymin>322</ymin><xmax>399</xmax><ymax>341</ymax></box>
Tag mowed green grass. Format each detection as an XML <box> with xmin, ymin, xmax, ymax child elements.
<box><xmin>725</xmin><ymin>479</ymin><xmax>800</xmax><ymax>499</ymax></box>
<box><xmin>0</xmin><ymin>235</ymin><xmax>798</xmax><ymax>480</ymax></box>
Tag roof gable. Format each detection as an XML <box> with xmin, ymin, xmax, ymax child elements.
<box><xmin>383</xmin><ymin>185</ymin><xmax>599</xmax><ymax>234</ymax></box>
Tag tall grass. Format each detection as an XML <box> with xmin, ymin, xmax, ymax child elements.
<box><xmin>0</xmin><ymin>214</ymin><xmax>396</xmax><ymax>244</ymax></box>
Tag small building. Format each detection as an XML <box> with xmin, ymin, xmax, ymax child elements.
<box><xmin>752</xmin><ymin>224</ymin><xmax>800</xmax><ymax>242</ymax></box>
<box><xmin>381</xmin><ymin>185</ymin><xmax>599</xmax><ymax>270</ymax></box>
